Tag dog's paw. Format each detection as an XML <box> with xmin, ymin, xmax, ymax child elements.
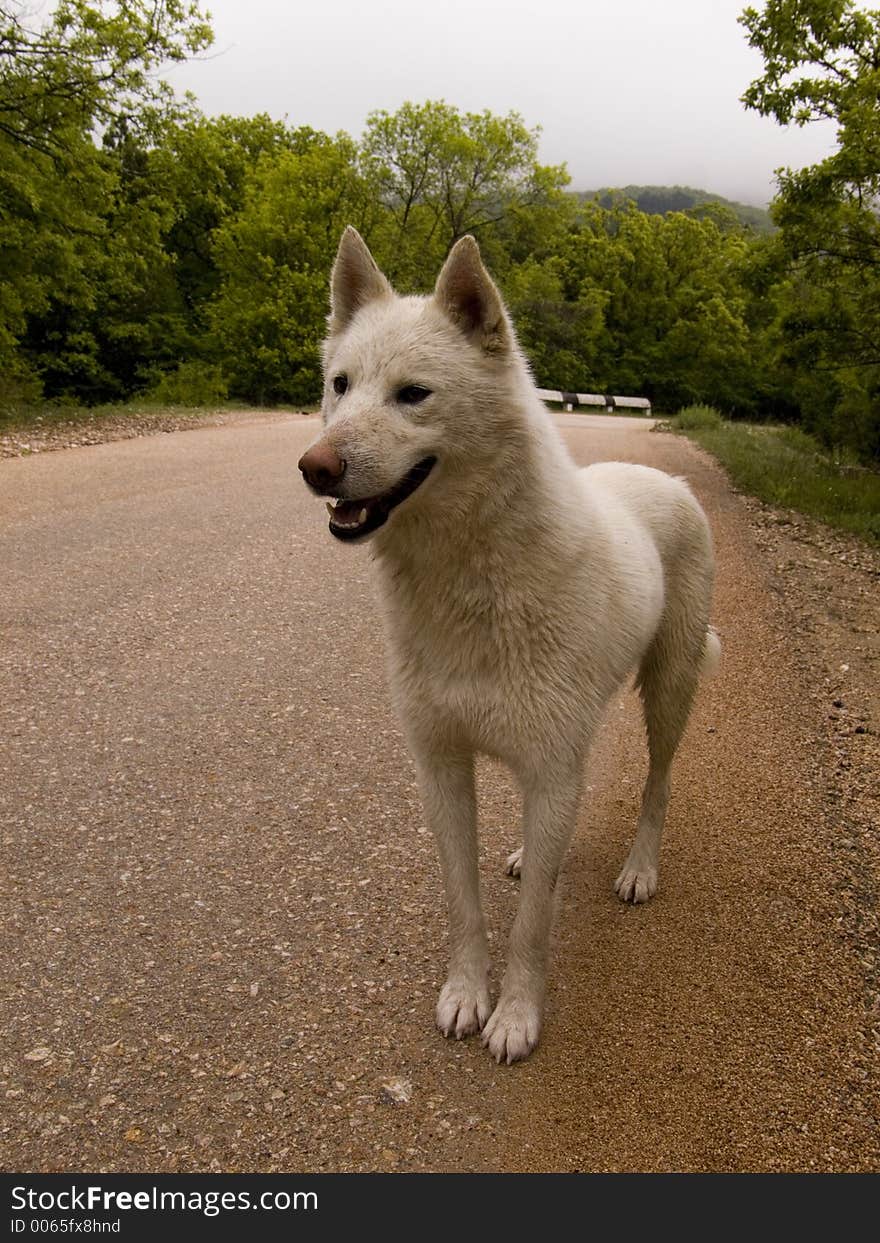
<box><xmin>614</xmin><ymin>863</ymin><xmax>658</xmax><ymax>904</ymax></box>
<box><xmin>505</xmin><ymin>847</ymin><xmax>523</xmax><ymax>878</ymax></box>
<box><xmin>436</xmin><ymin>976</ymin><xmax>492</xmax><ymax>1040</ymax></box>
<box><xmin>481</xmin><ymin>995</ymin><xmax>542</xmax><ymax>1064</ymax></box>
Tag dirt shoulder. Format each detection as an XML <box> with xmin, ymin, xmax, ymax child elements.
<box><xmin>484</xmin><ymin>429</ymin><xmax>879</xmax><ymax>1172</ymax></box>
<box><xmin>741</xmin><ymin>490</ymin><xmax>879</xmax><ymax>1045</ymax></box>
<box><xmin>0</xmin><ymin>406</ymin><xmax>314</xmax><ymax>459</ymax></box>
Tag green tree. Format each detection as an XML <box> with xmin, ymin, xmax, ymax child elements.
<box><xmin>0</xmin><ymin>0</ymin><xmax>213</xmax><ymax>402</ymax></box>
<box><xmin>22</xmin><ymin>121</ymin><xmax>184</xmax><ymax>400</ymax></box>
<box><xmin>0</xmin><ymin>0</ymin><xmax>212</xmax><ymax>156</ymax></box>
<box><xmin>359</xmin><ymin>101</ymin><xmax>570</xmax><ymax>289</ymax></box>
<box><xmin>547</xmin><ymin>203</ymin><xmax>756</xmax><ymax>409</ymax></box>
<box><xmin>208</xmin><ymin>138</ymin><xmax>369</xmax><ymax>404</ymax></box>
<box><xmin>154</xmin><ymin>114</ymin><xmax>320</xmax><ymax>317</ymax></box>
<box><xmin>502</xmin><ymin>254</ymin><xmax>607</xmax><ymax>391</ymax></box>
<box><xmin>741</xmin><ymin>0</ymin><xmax>880</xmax><ymax>457</ymax></box>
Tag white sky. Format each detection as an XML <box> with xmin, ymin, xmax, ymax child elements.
<box><xmin>164</xmin><ymin>0</ymin><xmax>839</xmax><ymax>206</ymax></box>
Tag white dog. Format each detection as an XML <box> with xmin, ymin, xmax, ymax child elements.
<box><xmin>299</xmin><ymin>228</ymin><xmax>720</xmax><ymax>1063</ymax></box>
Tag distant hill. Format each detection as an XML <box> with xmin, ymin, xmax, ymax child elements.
<box><xmin>576</xmin><ymin>185</ymin><xmax>774</xmax><ymax>234</ymax></box>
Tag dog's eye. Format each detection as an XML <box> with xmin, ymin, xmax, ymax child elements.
<box><xmin>396</xmin><ymin>385</ymin><xmax>432</xmax><ymax>405</ymax></box>
<box><xmin>333</xmin><ymin>374</ymin><xmax>348</xmax><ymax>396</ymax></box>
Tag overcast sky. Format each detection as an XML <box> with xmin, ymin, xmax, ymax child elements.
<box><xmin>164</xmin><ymin>0</ymin><xmax>838</xmax><ymax>206</ymax></box>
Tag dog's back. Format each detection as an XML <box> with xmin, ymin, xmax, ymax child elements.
<box><xmin>582</xmin><ymin>461</ymin><xmax>715</xmax><ymax>610</ymax></box>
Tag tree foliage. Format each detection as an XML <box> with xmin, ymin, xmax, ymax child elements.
<box><xmin>0</xmin><ymin>0</ymin><xmax>212</xmax><ymax>400</ymax></box>
<box><xmin>741</xmin><ymin>0</ymin><xmax>880</xmax><ymax>456</ymax></box>
<box><xmin>0</xmin><ymin>1</ymin><xmax>212</xmax><ymax>151</ymax></box>
<box><xmin>208</xmin><ymin>135</ymin><xmax>369</xmax><ymax>404</ymax></box>
<box><xmin>1</xmin><ymin>2</ymin><xmax>878</xmax><ymax>461</ymax></box>
<box><xmin>358</xmin><ymin>100</ymin><xmax>570</xmax><ymax>289</ymax></box>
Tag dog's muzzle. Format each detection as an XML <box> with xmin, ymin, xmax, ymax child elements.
<box><xmin>324</xmin><ymin>456</ymin><xmax>437</xmax><ymax>541</ymax></box>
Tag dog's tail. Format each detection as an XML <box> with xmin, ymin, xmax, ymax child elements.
<box><xmin>700</xmin><ymin>625</ymin><xmax>722</xmax><ymax>679</ymax></box>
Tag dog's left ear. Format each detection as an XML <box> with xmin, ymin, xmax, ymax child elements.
<box><xmin>433</xmin><ymin>236</ymin><xmax>510</xmax><ymax>354</ymax></box>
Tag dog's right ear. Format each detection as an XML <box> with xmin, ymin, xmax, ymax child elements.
<box><xmin>329</xmin><ymin>227</ymin><xmax>392</xmax><ymax>335</ymax></box>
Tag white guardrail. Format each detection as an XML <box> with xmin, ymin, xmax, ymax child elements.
<box><xmin>537</xmin><ymin>388</ymin><xmax>652</xmax><ymax>414</ymax></box>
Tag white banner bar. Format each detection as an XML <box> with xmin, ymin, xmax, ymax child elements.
<box><xmin>536</xmin><ymin>389</ymin><xmax>652</xmax><ymax>411</ymax></box>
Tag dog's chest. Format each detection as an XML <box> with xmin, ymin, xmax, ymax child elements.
<box><xmin>378</xmin><ymin>569</ymin><xmax>585</xmax><ymax>752</ymax></box>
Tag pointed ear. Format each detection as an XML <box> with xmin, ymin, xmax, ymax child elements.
<box><xmin>329</xmin><ymin>226</ymin><xmax>392</xmax><ymax>334</ymax></box>
<box><xmin>433</xmin><ymin>236</ymin><xmax>510</xmax><ymax>353</ymax></box>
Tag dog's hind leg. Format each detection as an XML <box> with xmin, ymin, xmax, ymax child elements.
<box><xmin>483</xmin><ymin>761</ymin><xmax>582</xmax><ymax>1062</ymax></box>
<box><xmin>615</xmin><ymin>600</ymin><xmax>712</xmax><ymax>904</ymax></box>
<box><xmin>413</xmin><ymin>747</ymin><xmax>492</xmax><ymax>1039</ymax></box>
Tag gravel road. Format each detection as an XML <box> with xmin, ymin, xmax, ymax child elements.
<box><xmin>1</xmin><ymin>413</ymin><xmax>876</xmax><ymax>1172</ymax></box>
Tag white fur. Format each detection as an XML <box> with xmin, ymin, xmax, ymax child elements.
<box><xmin>303</xmin><ymin>228</ymin><xmax>720</xmax><ymax>1063</ymax></box>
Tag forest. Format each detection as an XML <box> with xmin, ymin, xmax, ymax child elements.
<box><xmin>2</xmin><ymin>0</ymin><xmax>879</xmax><ymax>461</ymax></box>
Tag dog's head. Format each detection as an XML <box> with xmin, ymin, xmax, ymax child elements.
<box><xmin>298</xmin><ymin>227</ymin><xmax>527</xmax><ymax>543</ymax></box>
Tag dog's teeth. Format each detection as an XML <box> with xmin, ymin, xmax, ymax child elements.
<box><xmin>358</xmin><ymin>508</ymin><xmax>368</xmax><ymax>524</ymax></box>
<box><xmin>325</xmin><ymin>502</ymin><xmax>335</xmax><ymax>517</ymax></box>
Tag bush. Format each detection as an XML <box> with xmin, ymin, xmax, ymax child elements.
<box><xmin>674</xmin><ymin>404</ymin><xmax>724</xmax><ymax>430</ymax></box>
<box><xmin>144</xmin><ymin>361</ymin><xmax>229</xmax><ymax>407</ymax></box>
<box><xmin>0</xmin><ymin>362</ymin><xmax>44</xmax><ymax>415</ymax></box>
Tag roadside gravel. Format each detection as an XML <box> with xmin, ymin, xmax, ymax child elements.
<box><xmin>0</xmin><ymin>407</ymin><xmax>313</xmax><ymax>459</ymax></box>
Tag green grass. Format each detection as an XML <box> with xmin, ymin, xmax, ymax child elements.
<box><xmin>668</xmin><ymin>406</ymin><xmax>880</xmax><ymax>544</ymax></box>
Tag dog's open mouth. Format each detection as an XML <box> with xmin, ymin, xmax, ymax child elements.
<box><xmin>326</xmin><ymin>456</ymin><xmax>437</xmax><ymax>541</ymax></box>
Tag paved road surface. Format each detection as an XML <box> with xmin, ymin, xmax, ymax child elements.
<box><xmin>0</xmin><ymin>414</ymin><xmax>875</xmax><ymax>1171</ymax></box>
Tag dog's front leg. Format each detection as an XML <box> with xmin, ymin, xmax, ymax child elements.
<box><xmin>483</xmin><ymin>765</ymin><xmax>582</xmax><ymax>1063</ymax></box>
<box><xmin>414</xmin><ymin>748</ymin><xmax>491</xmax><ymax>1039</ymax></box>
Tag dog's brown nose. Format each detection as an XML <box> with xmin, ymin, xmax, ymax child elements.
<box><xmin>298</xmin><ymin>443</ymin><xmax>346</xmax><ymax>492</ymax></box>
